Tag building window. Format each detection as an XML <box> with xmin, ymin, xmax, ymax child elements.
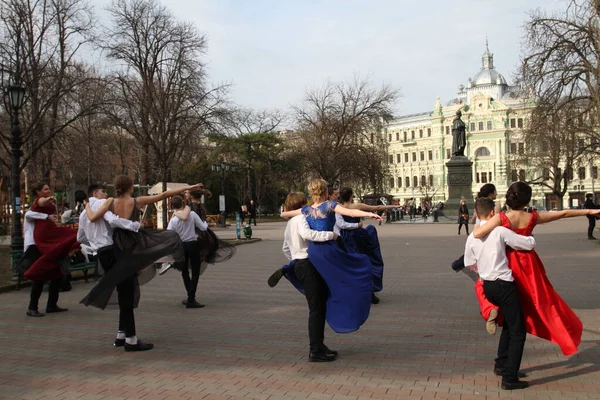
<box><xmin>413</xmin><ymin>176</ymin><xmax>418</xmax><ymax>187</ymax></box>
<box><xmin>511</xmin><ymin>170</ymin><xmax>518</xmax><ymax>181</ymax></box>
<box><xmin>481</xmin><ymin>172</ymin><xmax>488</xmax><ymax>183</ymax></box>
<box><xmin>429</xmin><ymin>175</ymin><xmax>434</xmax><ymax>186</ymax></box>
<box><xmin>510</xmin><ymin>118</ymin><xmax>516</xmax><ymax>128</ymax></box>
<box><xmin>388</xmin><ymin>134</ymin><xmax>392</xmax><ymax>141</ymax></box>
<box><xmin>420</xmin><ymin>151</ymin><xmax>425</xmax><ymax>161</ymax></box>
<box><xmin>403</xmin><ymin>132</ymin><xmax>407</xmax><ymax>141</ymax></box>
<box><xmin>404</xmin><ymin>153</ymin><xmax>409</xmax><ymax>162</ymax></box>
<box><xmin>411</xmin><ymin>130</ymin><xmax>415</xmax><ymax>139</ymax></box>
<box><xmin>428</xmin><ymin>150</ymin><xmax>433</xmax><ymax>160</ymax></box>
<box><xmin>518</xmin><ymin>142</ymin><xmax>524</xmax><ymax>155</ymax></box>
<box><xmin>398</xmin><ymin>177</ymin><xmax>402</xmax><ymax>188</ymax></box>
<box><xmin>470</xmin><ymin>122</ymin><xmax>475</xmax><ymax>132</ymax></box>
<box><xmin>427</xmin><ymin>128</ymin><xmax>431</xmax><ymax>137</ymax></box>
<box><xmin>412</xmin><ymin>152</ymin><xmax>416</xmax><ymax>162</ymax></box>
<box><xmin>487</xmin><ymin>121</ymin><xmax>492</xmax><ymax>130</ymax></box>
<box><xmin>579</xmin><ymin>167</ymin><xmax>586</xmax><ymax>180</ymax></box>
<box><xmin>517</xmin><ymin>118</ymin><xmax>524</xmax><ymax>128</ymax></box>
<box><xmin>519</xmin><ymin>169</ymin><xmax>526</xmax><ymax>181</ymax></box>
<box><xmin>578</xmin><ymin>139</ymin><xmax>585</xmax><ymax>151</ymax></box>
<box><xmin>475</xmin><ymin>147</ymin><xmax>491</xmax><ymax>157</ymax></box>
<box><xmin>389</xmin><ymin>178</ymin><xmax>395</xmax><ymax>188</ymax></box>
<box><xmin>395</xmin><ymin>132</ymin><xmax>399</xmax><ymax>141</ymax></box>
<box><xmin>445</xmin><ymin>126</ymin><xmax>450</xmax><ymax>135</ymax></box>
<box><xmin>419</xmin><ymin>129</ymin><xmax>423</xmax><ymax>138</ymax></box>
<box><xmin>542</xmin><ymin>168</ymin><xmax>550</xmax><ymax>180</ymax></box>
<box><xmin>592</xmin><ymin>136</ymin><xmax>598</xmax><ymax>149</ymax></box>
<box><xmin>446</xmin><ymin>148</ymin><xmax>451</xmax><ymax>159</ymax></box>
<box><xmin>476</xmin><ymin>172</ymin><xmax>480</xmax><ymax>183</ymax></box>
<box><xmin>405</xmin><ymin>177</ymin><xmax>410</xmax><ymax>187</ymax></box>
<box><xmin>565</xmin><ymin>167</ymin><xmax>573</xmax><ymax>180</ymax></box>
<box><xmin>510</xmin><ymin>143</ymin><xmax>517</xmax><ymax>154</ymax></box>
<box><xmin>396</xmin><ymin>153</ymin><xmax>401</xmax><ymax>163</ymax></box>
<box><xmin>593</xmin><ymin>166</ymin><xmax>598</xmax><ymax>179</ymax></box>
<box><xmin>420</xmin><ymin>175</ymin><xmax>426</xmax><ymax>186</ymax></box>
<box><xmin>389</xmin><ymin>155</ymin><xmax>394</xmax><ymax>164</ymax></box>
<box><xmin>478</xmin><ymin>121</ymin><xmax>484</xmax><ymax>131</ymax></box>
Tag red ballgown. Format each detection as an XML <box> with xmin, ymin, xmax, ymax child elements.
<box><xmin>23</xmin><ymin>202</ymin><xmax>79</xmax><ymax>282</ymax></box>
<box><xmin>475</xmin><ymin>211</ymin><xmax>583</xmax><ymax>356</ymax></box>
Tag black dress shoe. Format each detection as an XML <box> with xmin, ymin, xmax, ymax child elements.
<box><xmin>26</xmin><ymin>310</ymin><xmax>45</xmax><ymax>317</ymax></box>
<box><xmin>46</xmin><ymin>306</ymin><xmax>68</xmax><ymax>313</ymax></box>
<box><xmin>322</xmin><ymin>346</ymin><xmax>338</xmax><ymax>357</ymax></box>
<box><xmin>589</xmin><ymin>236</ymin><xmax>597</xmax><ymax>240</ymax></box>
<box><xmin>371</xmin><ymin>292</ymin><xmax>380</xmax><ymax>304</ymax></box>
<box><xmin>114</xmin><ymin>338</ymin><xmax>125</xmax><ymax>347</ymax></box>
<box><xmin>124</xmin><ymin>340</ymin><xmax>154</xmax><ymax>352</ymax></box>
<box><xmin>181</xmin><ymin>299</ymin><xmax>189</xmax><ymax>305</ymax></box>
<box><xmin>501</xmin><ymin>380</ymin><xmax>529</xmax><ymax>390</ymax></box>
<box><xmin>494</xmin><ymin>368</ymin><xmax>528</xmax><ymax>378</ymax></box>
<box><xmin>268</xmin><ymin>268</ymin><xmax>286</xmax><ymax>288</ymax></box>
<box><xmin>309</xmin><ymin>351</ymin><xmax>336</xmax><ymax>362</ymax></box>
<box><xmin>186</xmin><ymin>300</ymin><xmax>205</xmax><ymax>309</ymax></box>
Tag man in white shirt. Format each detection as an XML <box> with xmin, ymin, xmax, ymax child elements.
<box><xmin>167</xmin><ymin>195</ymin><xmax>208</xmax><ymax>309</ymax></box>
<box><xmin>463</xmin><ymin>197</ymin><xmax>535</xmax><ymax>391</ymax></box>
<box><xmin>268</xmin><ymin>192</ymin><xmax>338</xmax><ymax>362</ymax></box>
<box><xmin>77</xmin><ymin>184</ymin><xmax>142</xmax><ymax>349</ymax></box>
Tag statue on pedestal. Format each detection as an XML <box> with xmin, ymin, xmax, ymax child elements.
<box><xmin>452</xmin><ymin>110</ymin><xmax>467</xmax><ymax>157</ymax></box>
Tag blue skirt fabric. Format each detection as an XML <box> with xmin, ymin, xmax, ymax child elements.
<box><xmin>340</xmin><ymin>225</ymin><xmax>384</xmax><ymax>292</ymax></box>
<box><xmin>307</xmin><ymin>241</ymin><xmax>373</xmax><ymax>333</ymax></box>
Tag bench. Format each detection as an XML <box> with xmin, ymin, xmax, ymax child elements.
<box><xmin>10</xmin><ymin>250</ymin><xmax>98</xmax><ymax>290</ymax></box>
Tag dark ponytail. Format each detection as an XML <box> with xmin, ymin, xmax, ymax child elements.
<box><xmin>505</xmin><ymin>182</ymin><xmax>532</xmax><ymax>209</ymax></box>
<box><xmin>477</xmin><ymin>183</ymin><xmax>496</xmax><ymax>199</ymax></box>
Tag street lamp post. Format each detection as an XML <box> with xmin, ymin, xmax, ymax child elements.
<box><xmin>6</xmin><ymin>83</ymin><xmax>27</xmax><ymax>257</ymax></box>
<box><xmin>211</xmin><ymin>162</ymin><xmax>236</xmax><ymax>227</ymax></box>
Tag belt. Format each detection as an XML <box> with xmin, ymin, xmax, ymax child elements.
<box><xmin>482</xmin><ymin>278</ymin><xmax>514</xmax><ymax>284</ymax></box>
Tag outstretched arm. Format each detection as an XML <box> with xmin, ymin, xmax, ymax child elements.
<box><xmin>136</xmin><ymin>184</ymin><xmax>204</xmax><ymax>208</ymax></box>
<box><xmin>354</xmin><ymin>203</ymin><xmax>397</xmax><ymax>212</ymax></box>
<box><xmin>537</xmin><ymin>208</ymin><xmax>600</xmax><ymax>224</ymax></box>
<box><xmin>472</xmin><ymin>214</ymin><xmax>502</xmax><ymax>238</ymax></box>
<box><xmin>333</xmin><ymin>204</ymin><xmax>382</xmax><ymax>221</ymax></box>
<box><xmin>86</xmin><ymin>198</ymin><xmax>114</xmax><ymax>222</ymax></box>
<box><xmin>173</xmin><ymin>206</ymin><xmax>191</xmax><ymax>221</ymax></box>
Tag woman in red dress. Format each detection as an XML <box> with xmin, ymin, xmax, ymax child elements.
<box><xmin>473</xmin><ymin>182</ymin><xmax>600</xmax><ymax>356</ymax></box>
<box><xmin>24</xmin><ymin>182</ymin><xmax>79</xmax><ymax>316</ymax></box>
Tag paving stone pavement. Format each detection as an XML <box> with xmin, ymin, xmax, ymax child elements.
<box><xmin>1</xmin><ymin>218</ymin><xmax>600</xmax><ymax>400</ymax></box>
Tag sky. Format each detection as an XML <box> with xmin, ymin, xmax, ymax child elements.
<box><xmin>92</xmin><ymin>0</ymin><xmax>566</xmax><ymax>117</ymax></box>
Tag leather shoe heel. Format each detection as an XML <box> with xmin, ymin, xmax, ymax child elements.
<box><xmin>124</xmin><ymin>341</ymin><xmax>154</xmax><ymax>352</ymax></box>
<box><xmin>46</xmin><ymin>306</ymin><xmax>68</xmax><ymax>313</ymax></box>
<box><xmin>26</xmin><ymin>310</ymin><xmax>45</xmax><ymax>317</ymax></box>
<box><xmin>309</xmin><ymin>351</ymin><xmax>336</xmax><ymax>362</ymax></box>
<box><xmin>268</xmin><ymin>268</ymin><xmax>285</xmax><ymax>288</ymax></box>
<box><xmin>114</xmin><ymin>339</ymin><xmax>125</xmax><ymax>347</ymax></box>
<box><xmin>501</xmin><ymin>380</ymin><xmax>529</xmax><ymax>390</ymax></box>
<box><xmin>186</xmin><ymin>300</ymin><xmax>205</xmax><ymax>309</ymax></box>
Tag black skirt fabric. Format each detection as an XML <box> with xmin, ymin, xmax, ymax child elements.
<box><xmin>80</xmin><ymin>228</ymin><xmax>185</xmax><ymax>309</ymax></box>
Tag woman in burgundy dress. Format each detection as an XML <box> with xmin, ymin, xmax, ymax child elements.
<box><xmin>25</xmin><ymin>182</ymin><xmax>79</xmax><ymax>316</ymax></box>
<box><xmin>473</xmin><ymin>182</ymin><xmax>600</xmax><ymax>356</ymax></box>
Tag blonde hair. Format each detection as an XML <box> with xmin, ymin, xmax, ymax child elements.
<box><xmin>307</xmin><ymin>178</ymin><xmax>328</xmax><ymax>202</ymax></box>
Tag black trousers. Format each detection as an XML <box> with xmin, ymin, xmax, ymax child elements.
<box><xmin>483</xmin><ymin>279</ymin><xmax>526</xmax><ymax>383</ymax></box>
<box><xmin>98</xmin><ymin>246</ymin><xmax>136</xmax><ymax>337</ymax></box>
<box><xmin>294</xmin><ymin>258</ymin><xmax>328</xmax><ymax>352</ymax></box>
<box><xmin>179</xmin><ymin>241</ymin><xmax>201</xmax><ymax>301</ymax></box>
<box><xmin>587</xmin><ymin>216</ymin><xmax>596</xmax><ymax>238</ymax></box>
<box><xmin>248</xmin><ymin>214</ymin><xmax>257</xmax><ymax>226</ymax></box>
<box><xmin>458</xmin><ymin>221</ymin><xmax>469</xmax><ymax>234</ymax></box>
<box><xmin>28</xmin><ymin>279</ymin><xmax>61</xmax><ymax>311</ymax></box>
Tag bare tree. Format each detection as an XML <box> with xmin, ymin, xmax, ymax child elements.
<box><xmin>0</xmin><ymin>0</ymin><xmax>101</xmax><ymax>179</ymax></box>
<box><xmin>102</xmin><ymin>0</ymin><xmax>229</xmax><ymax>224</ymax></box>
<box><xmin>292</xmin><ymin>77</ymin><xmax>399</xmax><ymax>190</ymax></box>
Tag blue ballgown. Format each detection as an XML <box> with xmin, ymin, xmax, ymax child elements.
<box><xmin>338</xmin><ymin>215</ymin><xmax>384</xmax><ymax>292</ymax></box>
<box><xmin>299</xmin><ymin>201</ymin><xmax>373</xmax><ymax>333</ymax></box>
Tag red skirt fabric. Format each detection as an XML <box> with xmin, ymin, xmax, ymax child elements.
<box><xmin>24</xmin><ymin>204</ymin><xmax>79</xmax><ymax>282</ymax></box>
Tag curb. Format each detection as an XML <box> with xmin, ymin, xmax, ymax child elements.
<box><xmin>0</xmin><ymin>237</ymin><xmax>263</xmax><ymax>294</ymax></box>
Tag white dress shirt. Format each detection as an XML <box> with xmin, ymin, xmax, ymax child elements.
<box><xmin>463</xmin><ymin>220</ymin><xmax>536</xmax><ymax>282</ymax></box>
<box><xmin>77</xmin><ymin>197</ymin><xmax>141</xmax><ymax>252</ymax></box>
<box><xmin>282</xmin><ymin>215</ymin><xmax>335</xmax><ymax>261</ymax></box>
<box><xmin>167</xmin><ymin>211</ymin><xmax>208</xmax><ymax>242</ymax></box>
<box><xmin>334</xmin><ymin>213</ymin><xmax>360</xmax><ymax>236</ymax></box>
<box><xmin>23</xmin><ymin>211</ymin><xmax>49</xmax><ymax>251</ymax></box>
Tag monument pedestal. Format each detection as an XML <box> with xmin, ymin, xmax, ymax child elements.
<box><xmin>445</xmin><ymin>156</ymin><xmax>474</xmax><ymax>219</ymax></box>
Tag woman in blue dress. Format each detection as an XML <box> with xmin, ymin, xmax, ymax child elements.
<box><xmin>281</xmin><ymin>179</ymin><xmax>382</xmax><ymax>333</ymax></box>
<box><xmin>335</xmin><ymin>187</ymin><xmax>395</xmax><ymax>304</ymax></box>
